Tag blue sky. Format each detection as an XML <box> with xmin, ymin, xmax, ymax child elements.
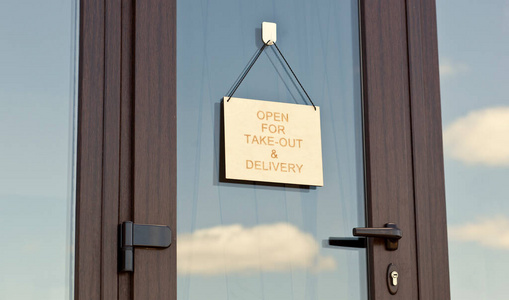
<box><xmin>437</xmin><ymin>0</ymin><xmax>509</xmax><ymax>299</ymax></box>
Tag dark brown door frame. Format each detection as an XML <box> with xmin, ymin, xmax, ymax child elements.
<box><xmin>360</xmin><ymin>0</ymin><xmax>449</xmax><ymax>299</ymax></box>
<box><xmin>75</xmin><ymin>0</ymin><xmax>134</xmax><ymax>299</ymax></box>
<box><xmin>406</xmin><ymin>0</ymin><xmax>451</xmax><ymax>297</ymax></box>
<box><xmin>361</xmin><ymin>1</ymin><xmax>419</xmax><ymax>298</ymax></box>
<box><xmin>75</xmin><ymin>0</ymin><xmax>449</xmax><ymax>299</ymax></box>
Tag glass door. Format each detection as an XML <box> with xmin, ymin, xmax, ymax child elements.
<box><xmin>177</xmin><ymin>0</ymin><xmax>366</xmax><ymax>299</ymax></box>
<box><xmin>70</xmin><ymin>0</ymin><xmax>451</xmax><ymax>299</ymax></box>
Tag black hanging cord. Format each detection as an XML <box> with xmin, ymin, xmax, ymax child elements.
<box><xmin>227</xmin><ymin>42</ymin><xmax>269</xmax><ymax>102</ymax></box>
<box><xmin>227</xmin><ymin>41</ymin><xmax>316</xmax><ymax>111</ymax></box>
<box><xmin>273</xmin><ymin>42</ymin><xmax>316</xmax><ymax>110</ymax></box>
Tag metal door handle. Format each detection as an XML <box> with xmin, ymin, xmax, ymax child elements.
<box><xmin>353</xmin><ymin>223</ymin><xmax>402</xmax><ymax>250</ymax></box>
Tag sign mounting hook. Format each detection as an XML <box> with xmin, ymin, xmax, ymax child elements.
<box><xmin>262</xmin><ymin>22</ymin><xmax>277</xmax><ymax>45</ymax></box>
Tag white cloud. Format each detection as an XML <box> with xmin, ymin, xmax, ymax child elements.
<box><xmin>449</xmin><ymin>216</ymin><xmax>509</xmax><ymax>250</ymax></box>
<box><xmin>439</xmin><ymin>59</ymin><xmax>469</xmax><ymax>78</ymax></box>
<box><xmin>177</xmin><ymin>223</ymin><xmax>336</xmax><ymax>275</ymax></box>
<box><xmin>443</xmin><ymin>107</ymin><xmax>509</xmax><ymax>166</ymax></box>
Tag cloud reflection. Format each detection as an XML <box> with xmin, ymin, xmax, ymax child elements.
<box><xmin>449</xmin><ymin>216</ymin><xmax>509</xmax><ymax>249</ymax></box>
<box><xmin>443</xmin><ymin>107</ymin><xmax>509</xmax><ymax>166</ymax></box>
<box><xmin>439</xmin><ymin>59</ymin><xmax>469</xmax><ymax>78</ymax></box>
<box><xmin>177</xmin><ymin>223</ymin><xmax>336</xmax><ymax>275</ymax></box>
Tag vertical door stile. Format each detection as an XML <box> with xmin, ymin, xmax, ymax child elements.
<box><xmin>359</xmin><ymin>1</ymin><xmax>419</xmax><ymax>299</ymax></box>
<box><xmin>75</xmin><ymin>0</ymin><xmax>106</xmax><ymax>298</ymax></box>
<box><xmin>406</xmin><ymin>0</ymin><xmax>450</xmax><ymax>299</ymax></box>
<box><xmin>102</xmin><ymin>0</ymin><xmax>123</xmax><ymax>298</ymax></box>
<box><xmin>133</xmin><ymin>0</ymin><xmax>177</xmax><ymax>299</ymax></box>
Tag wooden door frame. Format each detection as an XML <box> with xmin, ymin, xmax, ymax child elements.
<box><xmin>75</xmin><ymin>0</ymin><xmax>134</xmax><ymax>299</ymax></box>
<box><xmin>360</xmin><ymin>0</ymin><xmax>449</xmax><ymax>298</ymax></box>
<box><xmin>75</xmin><ymin>0</ymin><xmax>450</xmax><ymax>299</ymax></box>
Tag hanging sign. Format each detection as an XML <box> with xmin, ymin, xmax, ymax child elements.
<box><xmin>224</xmin><ymin>97</ymin><xmax>323</xmax><ymax>186</ymax></box>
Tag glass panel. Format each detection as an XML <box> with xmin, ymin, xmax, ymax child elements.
<box><xmin>437</xmin><ymin>1</ymin><xmax>509</xmax><ymax>299</ymax></box>
<box><xmin>177</xmin><ymin>0</ymin><xmax>366</xmax><ymax>299</ymax></box>
<box><xmin>0</xmin><ymin>1</ymin><xmax>79</xmax><ymax>299</ymax></box>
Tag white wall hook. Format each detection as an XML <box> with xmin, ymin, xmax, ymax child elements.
<box><xmin>262</xmin><ymin>22</ymin><xmax>277</xmax><ymax>45</ymax></box>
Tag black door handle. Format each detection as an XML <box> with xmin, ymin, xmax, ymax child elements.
<box><xmin>328</xmin><ymin>223</ymin><xmax>402</xmax><ymax>251</ymax></box>
<box><xmin>353</xmin><ymin>223</ymin><xmax>402</xmax><ymax>250</ymax></box>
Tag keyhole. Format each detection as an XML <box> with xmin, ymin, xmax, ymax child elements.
<box><xmin>387</xmin><ymin>263</ymin><xmax>399</xmax><ymax>295</ymax></box>
<box><xmin>391</xmin><ymin>271</ymin><xmax>399</xmax><ymax>286</ymax></box>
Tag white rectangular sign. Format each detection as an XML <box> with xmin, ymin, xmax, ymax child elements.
<box><xmin>224</xmin><ymin>97</ymin><xmax>323</xmax><ymax>186</ymax></box>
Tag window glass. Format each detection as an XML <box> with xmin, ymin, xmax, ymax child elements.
<box><xmin>0</xmin><ymin>1</ymin><xmax>79</xmax><ymax>299</ymax></box>
<box><xmin>177</xmin><ymin>0</ymin><xmax>367</xmax><ymax>299</ymax></box>
<box><xmin>437</xmin><ymin>1</ymin><xmax>509</xmax><ymax>298</ymax></box>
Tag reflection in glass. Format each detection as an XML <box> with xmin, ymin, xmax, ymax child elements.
<box><xmin>177</xmin><ymin>0</ymin><xmax>366</xmax><ymax>299</ymax></box>
<box><xmin>437</xmin><ymin>0</ymin><xmax>509</xmax><ymax>299</ymax></box>
<box><xmin>0</xmin><ymin>0</ymin><xmax>79</xmax><ymax>299</ymax></box>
